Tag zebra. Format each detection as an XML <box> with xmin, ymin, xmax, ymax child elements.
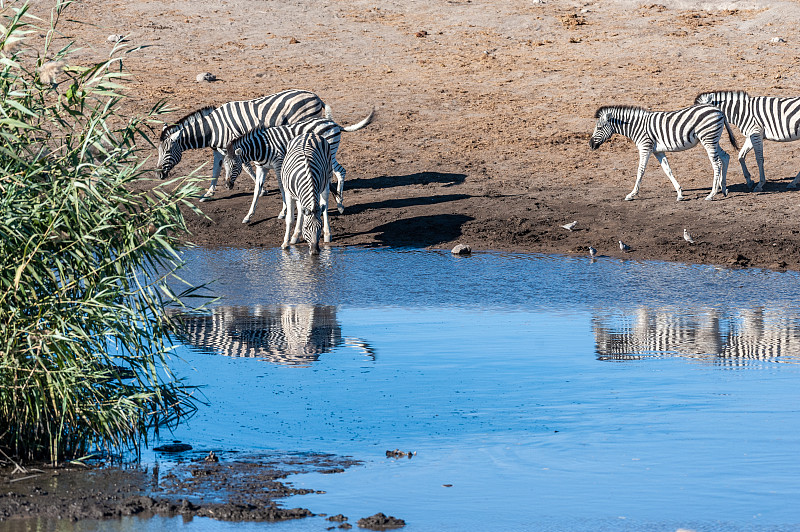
<box><xmin>695</xmin><ymin>90</ymin><xmax>800</xmax><ymax>192</ymax></box>
<box><xmin>223</xmin><ymin>110</ymin><xmax>373</xmax><ymax>225</ymax></box>
<box><xmin>157</xmin><ymin>89</ymin><xmax>325</xmax><ymax>201</ymax></box>
<box><xmin>589</xmin><ymin>104</ymin><xmax>739</xmax><ymax>201</ymax></box>
<box><xmin>269</xmin><ymin>133</ymin><xmax>332</xmax><ymax>253</ymax></box>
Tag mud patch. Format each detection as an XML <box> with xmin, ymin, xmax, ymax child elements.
<box><xmin>0</xmin><ymin>451</ymin><xmax>362</xmax><ymax>524</ymax></box>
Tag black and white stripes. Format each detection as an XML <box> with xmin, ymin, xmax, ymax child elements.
<box><xmin>695</xmin><ymin>90</ymin><xmax>800</xmax><ymax>191</ymax></box>
<box><xmin>279</xmin><ymin>133</ymin><xmax>334</xmax><ymax>254</ymax></box>
<box><xmin>157</xmin><ymin>89</ymin><xmax>325</xmax><ymax>199</ymax></box>
<box><xmin>590</xmin><ymin>104</ymin><xmax>738</xmax><ymax>201</ymax></box>
<box><xmin>223</xmin><ymin>110</ymin><xmax>373</xmax><ymax>224</ymax></box>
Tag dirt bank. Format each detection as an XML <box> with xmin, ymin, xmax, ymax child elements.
<box><xmin>50</xmin><ymin>0</ymin><xmax>800</xmax><ymax>271</ymax></box>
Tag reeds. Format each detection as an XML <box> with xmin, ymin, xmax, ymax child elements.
<box><xmin>0</xmin><ymin>1</ymin><xmax>204</xmax><ymax>463</ymax></box>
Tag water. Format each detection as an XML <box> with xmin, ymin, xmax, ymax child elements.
<box><xmin>8</xmin><ymin>247</ymin><xmax>800</xmax><ymax>531</ymax></box>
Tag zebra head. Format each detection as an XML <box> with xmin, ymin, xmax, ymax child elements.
<box><xmin>589</xmin><ymin>109</ymin><xmax>614</xmax><ymax>150</ymax></box>
<box><xmin>157</xmin><ymin>127</ymin><xmax>184</xmax><ymax>179</ymax></box>
<box><xmin>224</xmin><ymin>146</ymin><xmax>244</xmax><ymax>189</ymax></box>
<box><xmin>301</xmin><ymin>206</ymin><xmax>323</xmax><ymax>255</ymax></box>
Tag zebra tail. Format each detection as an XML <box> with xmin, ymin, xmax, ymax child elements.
<box><xmin>342</xmin><ymin>108</ymin><xmax>375</xmax><ymax>132</ymax></box>
<box><xmin>724</xmin><ymin>118</ymin><xmax>739</xmax><ymax>151</ymax></box>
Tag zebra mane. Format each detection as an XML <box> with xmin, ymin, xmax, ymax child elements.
<box><xmin>594</xmin><ymin>105</ymin><xmax>648</xmax><ymax>119</ymax></box>
<box><xmin>160</xmin><ymin>106</ymin><xmax>216</xmax><ymax>141</ymax></box>
<box><xmin>695</xmin><ymin>90</ymin><xmax>749</xmax><ymax>105</ymax></box>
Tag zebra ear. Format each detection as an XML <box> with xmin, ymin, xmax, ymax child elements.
<box><xmin>235</xmin><ymin>148</ymin><xmax>243</xmax><ymax>159</ymax></box>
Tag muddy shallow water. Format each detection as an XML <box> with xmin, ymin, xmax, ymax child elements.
<box><xmin>6</xmin><ymin>247</ymin><xmax>800</xmax><ymax>531</ymax></box>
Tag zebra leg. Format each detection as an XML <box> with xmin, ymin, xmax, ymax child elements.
<box><xmin>750</xmin><ymin>134</ymin><xmax>766</xmax><ymax>192</ymax></box>
<box><xmin>737</xmin><ymin>136</ymin><xmax>755</xmax><ymax>190</ymax></box>
<box><xmin>281</xmin><ymin>196</ymin><xmax>294</xmax><ymax>249</ymax></box>
<box><xmin>332</xmin><ymin>158</ymin><xmax>346</xmax><ymax>214</ymax></box>
<box><xmin>720</xmin><ymin>148</ymin><xmax>730</xmax><ymax>196</ymax></box>
<box><xmin>625</xmin><ymin>147</ymin><xmax>652</xmax><ymax>201</ymax></box>
<box><xmin>242</xmin><ymin>165</ymin><xmax>267</xmax><ymax>224</ymax></box>
<box><xmin>703</xmin><ymin>144</ymin><xmax>726</xmax><ymax>200</ymax></box>
<box><xmin>653</xmin><ymin>151</ymin><xmax>684</xmax><ymax>201</ymax></box>
<box><xmin>787</xmin><ymin>169</ymin><xmax>800</xmax><ymax>189</ymax></box>
<box><xmin>277</xmin><ymin>176</ymin><xmax>288</xmax><ymax>219</ymax></box>
<box><xmin>200</xmin><ymin>151</ymin><xmax>224</xmax><ymax>201</ymax></box>
<box><xmin>290</xmin><ymin>200</ymin><xmax>303</xmax><ymax>245</ymax></box>
<box><xmin>320</xmin><ymin>186</ymin><xmax>332</xmax><ymax>243</ymax></box>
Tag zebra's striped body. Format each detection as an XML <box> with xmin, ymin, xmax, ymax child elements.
<box><xmin>590</xmin><ymin>104</ymin><xmax>737</xmax><ymax>201</ymax></box>
<box><xmin>280</xmin><ymin>133</ymin><xmax>333</xmax><ymax>253</ymax></box>
<box><xmin>696</xmin><ymin>90</ymin><xmax>800</xmax><ymax>191</ymax></box>
<box><xmin>224</xmin><ymin>110</ymin><xmax>372</xmax><ymax>224</ymax></box>
<box><xmin>157</xmin><ymin>89</ymin><xmax>324</xmax><ymax>200</ymax></box>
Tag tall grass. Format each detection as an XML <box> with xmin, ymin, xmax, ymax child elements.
<box><xmin>0</xmin><ymin>1</ymin><xmax>204</xmax><ymax>463</ymax></box>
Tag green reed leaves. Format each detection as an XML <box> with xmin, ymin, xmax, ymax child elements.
<box><xmin>0</xmin><ymin>1</ymin><xmax>204</xmax><ymax>463</ymax></box>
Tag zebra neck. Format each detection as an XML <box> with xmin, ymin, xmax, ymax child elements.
<box><xmin>612</xmin><ymin>108</ymin><xmax>649</xmax><ymax>142</ymax></box>
<box><xmin>181</xmin><ymin>118</ymin><xmax>215</xmax><ymax>150</ymax></box>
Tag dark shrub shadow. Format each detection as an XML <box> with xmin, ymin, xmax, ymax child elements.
<box><xmin>346</xmin><ymin>172</ymin><xmax>466</xmax><ymax>190</ymax></box>
<box><xmin>369</xmin><ymin>214</ymin><xmax>474</xmax><ymax>247</ymax></box>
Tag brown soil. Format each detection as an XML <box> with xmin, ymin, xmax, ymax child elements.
<box><xmin>48</xmin><ymin>0</ymin><xmax>800</xmax><ymax>271</ymax></box>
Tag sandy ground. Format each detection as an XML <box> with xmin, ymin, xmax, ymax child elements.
<box><xmin>44</xmin><ymin>0</ymin><xmax>800</xmax><ymax>271</ymax></box>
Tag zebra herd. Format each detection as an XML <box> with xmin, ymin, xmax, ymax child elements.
<box><xmin>156</xmin><ymin>89</ymin><xmax>373</xmax><ymax>254</ymax></box>
<box><xmin>590</xmin><ymin>90</ymin><xmax>800</xmax><ymax>201</ymax></box>
<box><xmin>156</xmin><ymin>87</ymin><xmax>800</xmax><ymax>253</ymax></box>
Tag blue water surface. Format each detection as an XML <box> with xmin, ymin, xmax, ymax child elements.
<box><xmin>8</xmin><ymin>247</ymin><xmax>800</xmax><ymax>532</ymax></box>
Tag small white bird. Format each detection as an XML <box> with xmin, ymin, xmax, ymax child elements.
<box><xmin>561</xmin><ymin>221</ymin><xmax>578</xmax><ymax>231</ymax></box>
<box><xmin>619</xmin><ymin>240</ymin><xmax>631</xmax><ymax>252</ymax></box>
<box><xmin>683</xmin><ymin>228</ymin><xmax>695</xmax><ymax>244</ymax></box>
<box><xmin>588</xmin><ymin>246</ymin><xmax>597</xmax><ymax>258</ymax></box>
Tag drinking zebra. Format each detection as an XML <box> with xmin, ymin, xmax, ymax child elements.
<box><xmin>695</xmin><ymin>90</ymin><xmax>800</xmax><ymax>191</ymax></box>
<box><xmin>157</xmin><ymin>89</ymin><xmax>324</xmax><ymax>201</ymax></box>
<box><xmin>223</xmin><ymin>110</ymin><xmax>373</xmax><ymax>225</ymax></box>
<box><xmin>589</xmin><ymin>104</ymin><xmax>738</xmax><ymax>201</ymax></box>
<box><xmin>280</xmin><ymin>133</ymin><xmax>333</xmax><ymax>253</ymax></box>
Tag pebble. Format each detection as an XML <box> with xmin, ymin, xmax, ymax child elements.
<box><xmin>771</xmin><ymin>37</ymin><xmax>786</xmax><ymax>43</ymax></box>
<box><xmin>196</xmin><ymin>72</ymin><xmax>216</xmax><ymax>83</ymax></box>
<box><xmin>451</xmin><ymin>244</ymin><xmax>472</xmax><ymax>255</ymax></box>
<box><xmin>107</xmin><ymin>34</ymin><xmax>123</xmax><ymax>43</ymax></box>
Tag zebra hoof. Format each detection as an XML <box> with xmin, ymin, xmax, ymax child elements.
<box><xmin>242</xmin><ymin>217</ymin><xmax>251</xmax><ymax>224</ymax></box>
<box><xmin>624</xmin><ymin>195</ymin><xmax>636</xmax><ymax>201</ymax></box>
<box><xmin>337</xmin><ymin>205</ymin><xmax>345</xmax><ymax>214</ymax></box>
<box><xmin>281</xmin><ymin>243</ymin><xmax>290</xmax><ymax>250</ymax></box>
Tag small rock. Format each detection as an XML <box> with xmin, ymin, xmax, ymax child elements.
<box><xmin>451</xmin><ymin>244</ymin><xmax>471</xmax><ymax>255</ymax></box>
<box><xmin>415</xmin><ymin>30</ymin><xmax>428</xmax><ymax>38</ymax></box>
<box><xmin>357</xmin><ymin>512</ymin><xmax>406</xmax><ymax>530</ymax></box>
<box><xmin>196</xmin><ymin>72</ymin><xmax>216</xmax><ymax>83</ymax></box>
<box><xmin>107</xmin><ymin>34</ymin><xmax>123</xmax><ymax>43</ymax></box>
<box><xmin>328</xmin><ymin>514</ymin><xmax>348</xmax><ymax>522</ymax></box>
<box><xmin>289</xmin><ymin>37</ymin><xmax>300</xmax><ymax>44</ymax></box>
<box><xmin>204</xmin><ymin>451</ymin><xmax>219</xmax><ymax>462</ymax></box>
<box><xmin>153</xmin><ymin>442</ymin><xmax>193</xmax><ymax>453</ymax></box>
<box><xmin>771</xmin><ymin>37</ymin><xmax>786</xmax><ymax>43</ymax></box>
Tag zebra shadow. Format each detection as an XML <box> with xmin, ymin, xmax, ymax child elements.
<box><xmin>169</xmin><ymin>305</ymin><xmax>375</xmax><ymax>367</ymax></box>
<box><xmin>363</xmin><ymin>213</ymin><xmax>474</xmax><ymax>248</ymax></box>
<box><xmin>346</xmin><ymin>171</ymin><xmax>467</xmax><ymax>190</ymax></box>
<box><xmin>343</xmin><ymin>193</ymin><xmax>471</xmax><ymax>216</ymax></box>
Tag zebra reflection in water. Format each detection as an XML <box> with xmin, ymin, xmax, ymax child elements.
<box><xmin>593</xmin><ymin>307</ymin><xmax>800</xmax><ymax>367</ymax></box>
<box><xmin>172</xmin><ymin>305</ymin><xmax>374</xmax><ymax>366</ymax></box>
